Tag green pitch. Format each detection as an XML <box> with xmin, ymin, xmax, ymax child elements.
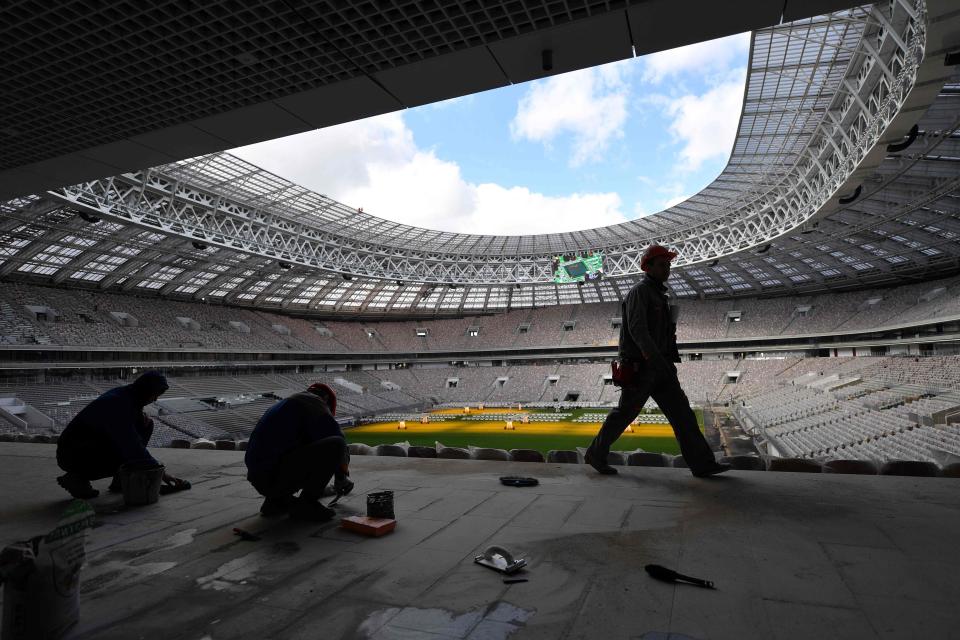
<box><xmin>344</xmin><ymin>408</ymin><xmax>704</xmax><ymax>456</ymax></box>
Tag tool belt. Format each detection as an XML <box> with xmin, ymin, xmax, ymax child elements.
<box><xmin>611</xmin><ymin>358</ymin><xmax>643</xmax><ymax>387</ymax></box>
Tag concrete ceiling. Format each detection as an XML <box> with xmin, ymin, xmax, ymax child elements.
<box><xmin>1</xmin><ymin>0</ymin><xmax>862</xmax><ymax>200</ymax></box>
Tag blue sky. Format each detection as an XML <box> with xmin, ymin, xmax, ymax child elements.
<box><xmin>234</xmin><ymin>32</ymin><xmax>750</xmax><ymax>235</ymax></box>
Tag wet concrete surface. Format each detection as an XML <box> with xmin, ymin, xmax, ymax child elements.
<box><xmin>1</xmin><ymin>443</ymin><xmax>958</xmax><ymax>639</ymax></box>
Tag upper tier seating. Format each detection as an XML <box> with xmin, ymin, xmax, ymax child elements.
<box><xmin>1</xmin><ymin>271</ymin><xmax>959</xmax><ymax>351</ymax></box>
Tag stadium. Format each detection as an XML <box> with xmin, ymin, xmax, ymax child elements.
<box><xmin>1</xmin><ymin>1</ymin><xmax>959</xmax><ymax>638</ymax></box>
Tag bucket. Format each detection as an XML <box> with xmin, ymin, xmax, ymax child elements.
<box><xmin>119</xmin><ymin>461</ymin><xmax>165</xmax><ymax>506</ymax></box>
<box><xmin>366</xmin><ymin>491</ymin><xmax>395</xmax><ymax>519</ymax></box>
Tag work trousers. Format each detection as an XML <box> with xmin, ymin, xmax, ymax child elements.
<box><xmin>250</xmin><ymin>436</ymin><xmax>346</xmax><ymax>502</ymax></box>
<box><xmin>590</xmin><ymin>366</ymin><xmax>715</xmax><ymax>472</ymax></box>
<box><xmin>57</xmin><ymin>419</ymin><xmax>154</xmax><ymax>481</ymax></box>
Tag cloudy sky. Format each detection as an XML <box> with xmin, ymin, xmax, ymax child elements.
<box><xmin>232</xmin><ymin>32</ymin><xmax>750</xmax><ymax>236</ymax></box>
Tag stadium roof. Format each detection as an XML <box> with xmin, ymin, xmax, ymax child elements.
<box><xmin>0</xmin><ymin>0</ymin><xmax>867</xmax><ymax>200</ymax></box>
<box><xmin>1</xmin><ymin>0</ymin><xmax>959</xmax><ymax>315</ymax></box>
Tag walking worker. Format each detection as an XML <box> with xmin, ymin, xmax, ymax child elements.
<box><xmin>585</xmin><ymin>244</ymin><xmax>730</xmax><ymax>478</ymax></box>
<box><xmin>245</xmin><ymin>382</ymin><xmax>352</xmax><ymax>522</ymax></box>
<box><xmin>56</xmin><ymin>370</ymin><xmax>190</xmax><ymax>498</ymax></box>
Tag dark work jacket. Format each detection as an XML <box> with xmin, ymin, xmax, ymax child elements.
<box><xmin>618</xmin><ymin>274</ymin><xmax>682</xmax><ymax>364</ymax></box>
<box><xmin>245</xmin><ymin>392</ymin><xmax>348</xmax><ymax>481</ymax></box>
<box><xmin>58</xmin><ymin>384</ymin><xmax>158</xmax><ymax>465</ymax></box>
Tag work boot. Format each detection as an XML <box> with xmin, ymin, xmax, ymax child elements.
<box><xmin>584</xmin><ymin>447</ymin><xmax>618</xmax><ymax>475</ymax></box>
<box><xmin>691</xmin><ymin>462</ymin><xmax>732</xmax><ymax>478</ymax></box>
<box><xmin>289</xmin><ymin>499</ymin><xmax>336</xmax><ymax>523</ymax></box>
<box><xmin>57</xmin><ymin>473</ymin><xmax>99</xmax><ymax>499</ymax></box>
<box><xmin>259</xmin><ymin>496</ymin><xmax>292</xmax><ymax>518</ymax></box>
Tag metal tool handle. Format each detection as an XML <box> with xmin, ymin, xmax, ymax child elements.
<box><xmin>675</xmin><ymin>572</ymin><xmax>715</xmax><ymax>589</ymax></box>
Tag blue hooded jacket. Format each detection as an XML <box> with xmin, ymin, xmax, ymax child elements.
<box><xmin>58</xmin><ymin>371</ymin><xmax>168</xmax><ymax>465</ymax></box>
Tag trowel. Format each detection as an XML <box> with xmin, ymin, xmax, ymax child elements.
<box><xmin>474</xmin><ymin>545</ymin><xmax>527</xmax><ymax>575</ymax></box>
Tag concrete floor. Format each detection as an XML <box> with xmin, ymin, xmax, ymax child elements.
<box><xmin>1</xmin><ymin>443</ymin><xmax>959</xmax><ymax>640</ymax></box>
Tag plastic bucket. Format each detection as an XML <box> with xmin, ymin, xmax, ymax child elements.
<box><xmin>119</xmin><ymin>461</ymin><xmax>165</xmax><ymax>506</ymax></box>
<box><xmin>366</xmin><ymin>491</ymin><xmax>395</xmax><ymax>519</ymax></box>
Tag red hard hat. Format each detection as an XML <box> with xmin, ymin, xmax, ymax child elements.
<box><xmin>640</xmin><ymin>244</ymin><xmax>678</xmax><ymax>272</ymax></box>
<box><xmin>307</xmin><ymin>382</ymin><xmax>337</xmax><ymax>416</ymax></box>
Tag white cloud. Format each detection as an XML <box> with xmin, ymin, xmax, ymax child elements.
<box><xmin>230</xmin><ymin>113</ymin><xmax>415</xmax><ymax>197</ymax></box>
<box><xmin>510</xmin><ymin>61</ymin><xmax>630</xmax><ymax>167</ymax></box>
<box><xmin>636</xmin><ymin>30</ymin><xmax>750</xmax><ymax>195</ymax></box>
<box><xmin>633</xmin><ymin>179</ymin><xmax>692</xmax><ymax>216</ymax></box>
<box><xmin>662</xmin><ymin>193</ymin><xmax>692</xmax><ymax>209</ymax></box>
<box><xmin>642</xmin><ymin>32</ymin><xmax>751</xmax><ymax>84</ymax></box>
<box><xmin>663</xmin><ymin>74</ymin><xmax>745</xmax><ymax>172</ymax></box>
<box><xmin>233</xmin><ymin>113</ymin><xmax>629</xmax><ymax>235</ymax></box>
<box><xmin>633</xmin><ymin>201</ymin><xmax>652</xmax><ymax>217</ymax></box>
<box><xmin>469</xmin><ymin>185</ymin><xmax>624</xmax><ymax>235</ymax></box>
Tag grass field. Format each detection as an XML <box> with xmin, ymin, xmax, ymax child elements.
<box><xmin>345</xmin><ymin>408</ymin><xmax>704</xmax><ymax>456</ymax></box>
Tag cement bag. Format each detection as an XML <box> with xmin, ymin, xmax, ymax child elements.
<box><xmin>1</xmin><ymin>500</ymin><xmax>96</xmax><ymax>640</ymax></box>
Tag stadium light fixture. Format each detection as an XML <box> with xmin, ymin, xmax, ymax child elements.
<box><xmin>838</xmin><ymin>185</ymin><xmax>862</xmax><ymax>205</ymax></box>
<box><xmin>886</xmin><ymin>124</ymin><xmax>919</xmax><ymax>152</ymax></box>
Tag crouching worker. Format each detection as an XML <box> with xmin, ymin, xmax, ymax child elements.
<box><xmin>245</xmin><ymin>383</ymin><xmax>352</xmax><ymax>522</ymax></box>
<box><xmin>56</xmin><ymin>371</ymin><xmax>190</xmax><ymax>499</ymax></box>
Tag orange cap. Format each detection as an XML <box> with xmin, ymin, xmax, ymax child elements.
<box><xmin>306</xmin><ymin>382</ymin><xmax>337</xmax><ymax>416</ymax></box>
<box><xmin>640</xmin><ymin>244</ymin><xmax>678</xmax><ymax>271</ymax></box>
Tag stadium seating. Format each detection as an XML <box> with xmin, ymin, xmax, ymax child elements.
<box><xmin>375</xmin><ymin>444</ymin><xmax>407</xmax><ymax>457</ymax></box>
<box><xmin>437</xmin><ymin>444</ymin><xmax>471</xmax><ymax>459</ymax></box>
<box><xmin>822</xmin><ymin>459</ymin><xmax>879</xmax><ymax>474</ymax></box>
<box><xmin>509</xmin><ymin>449</ymin><xmax>545</xmax><ymax>463</ymax></box>
<box><xmin>3</xmin><ymin>270</ymin><xmax>960</xmax><ymax>470</ymax></box>
<box><xmin>348</xmin><ymin>443</ymin><xmax>375</xmax><ymax>456</ymax></box>
<box><xmin>767</xmin><ymin>458</ymin><xmax>822</xmax><ymax>473</ymax></box>
<box><xmin>740</xmin><ymin>363</ymin><xmax>960</xmax><ymax>465</ymax></box>
<box><xmin>1</xmin><ymin>272</ymin><xmax>960</xmax><ymax>351</ymax></box>
<box><xmin>879</xmin><ymin>460</ymin><xmax>940</xmax><ymax>477</ymax></box>
<box><xmin>719</xmin><ymin>455</ymin><xmax>765</xmax><ymax>471</ymax></box>
<box><xmin>941</xmin><ymin>463</ymin><xmax>960</xmax><ymax>478</ymax></box>
<box><xmin>547</xmin><ymin>450</ymin><xmax>579</xmax><ymax>463</ymax></box>
<box><xmin>627</xmin><ymin>452</ymin><xmax>667</xmax><ymax>467</ymax></box>
<box><xmin>471</xmin><ymin>447</ymin><xmax>511</xmax><ymax>461</ymax></box>
<box><xmin>4</xmin><ymin>354</ymin><xmax>959</xmax><ymax>457</ymax></box>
